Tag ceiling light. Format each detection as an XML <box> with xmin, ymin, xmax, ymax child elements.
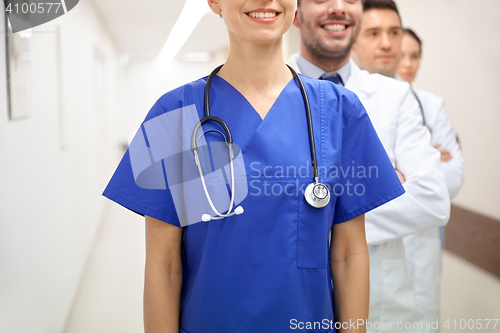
<box><xmin>158</xmin><ymin>0</ymin><xmax>211</xmax><ymax>64</ymax></box>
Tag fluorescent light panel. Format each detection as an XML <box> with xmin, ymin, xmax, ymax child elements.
<box><xmin>158</xmin><ymin>0</ymin><xmax>211</xmax><ymax>64</ymax></box>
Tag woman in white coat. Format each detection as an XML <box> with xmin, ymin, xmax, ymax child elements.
<box><xmin>397</xmin><ymin>28</ymin><xmax>465</xmax><ymax>332</ymax></box>
<box><xmin>397</xmin><ymin>29</ymin><xmax>464</xmax><ymax>198</ymax></box>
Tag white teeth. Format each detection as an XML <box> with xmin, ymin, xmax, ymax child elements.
<box><xmin>248</xmin><ymin>12</ymin><xmax>278</xmax><ymax>19</ymax></box>
<box><xmin>323</xmin><ymin>24</ymin><xmax>346</xmax><ymax>31</ymax></box>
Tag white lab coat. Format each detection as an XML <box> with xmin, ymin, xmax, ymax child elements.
<box><xmin>288</xmin><ymin>54</ymin><xmax>450</xmax><ymax>332</ymax></box>
<box><xmin>413</xmin><ymin>89</ymin><xmax>464</xmax><ymax>198</ymax></box>
<box><xmin>402</xmin><ymin>89</ymin><xmax>464</xmax><ymax>332</ymax></box>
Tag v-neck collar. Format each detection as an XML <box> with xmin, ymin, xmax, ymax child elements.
<box><xmin>212</xmin><ymin>75</ymin><xmax>295</xmax><ymax>122</ymax></box>
<box><xmin>205</xmin><ymin>74</ymin><xmax>303</xmax><ymax>154</ymax></box>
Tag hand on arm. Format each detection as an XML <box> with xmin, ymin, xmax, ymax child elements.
<box><xmin>330</xmin><ymin>214</ymin><xmax>369</xmax><ymax>333</ymax></box>
<box><xmin>428</xmin><ymin>96</ymin><xmax>464</xmax><ymax>197</ymax></box>
<box><xmin>144</xmin><ymin>216</ymin><xmax>183</xmax><ymax>333</ymax></box>
<box><xmin>433</xmin><ymin>144</ymin><xmax>452</xmax><ymax>162</ymax></box>
<box><xmin>395</xmin><ymin>169</ymin><xmax>406</xmax><ymax>184</ymax></box>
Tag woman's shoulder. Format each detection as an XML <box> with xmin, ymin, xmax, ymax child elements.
<box><xmin>298</xmin><ymin>74</ymin><xmax>363</xmax><ymax>129</ymax></box>
<box><xmin>298</xmin><ymin>74</ymin><xmax>360</xmax><ymax>107</ymax></box>
<box><xmin>154</xmin><ymin>77</ymin><xmax>208</xmax><ymax>114</ymax></box>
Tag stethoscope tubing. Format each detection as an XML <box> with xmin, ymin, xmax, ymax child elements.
<box><xmin>193</xmin><ymin>146</ymin><xmax>236</xmax><ymax>219</ymax></box>
<box><xmin>192</xmin><ymin>64</ymin><xmax>329</xmax><ymax>220</ymax></box>
<box><xmin>285</xmin><ymin>65</ymin><xmax>319</xmax><ymax>181</ymax></box>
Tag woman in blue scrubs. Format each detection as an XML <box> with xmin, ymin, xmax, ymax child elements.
<box><xmin>103</xmin><ymin>0</ymin><xmax>404</xmax><ymax>332</ymax></box>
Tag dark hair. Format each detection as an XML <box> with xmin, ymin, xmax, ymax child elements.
<box><xmin>362</xmin><ymin>0</ymin><xmax>400</xmax><ymax>19</ymax></box>
<box><xmin>299</xmin><ymin>0</ymin><xmax>363</xmax><ymax>5</ymax></box>
<box><xmin>403</xmin><ymin>28</ymin><xmax>422</xmax><ymax>57</ymax></box>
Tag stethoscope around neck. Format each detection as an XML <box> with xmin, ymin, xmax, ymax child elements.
<box><xmin>191</xmin><ymin>64</ymin><xmax>330</xmax><ymax>222</ymax></box>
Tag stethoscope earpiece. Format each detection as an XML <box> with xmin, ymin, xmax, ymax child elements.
<box><xmin>201</xmin><ymin>206</ymin><xmax>244</xmax><ymax>222</ymax></box>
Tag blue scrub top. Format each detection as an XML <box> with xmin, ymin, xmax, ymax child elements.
<box><xmin>103</xmin><ymin>74</ymin><xmax>404</xmax><ymax>333</ymax></box>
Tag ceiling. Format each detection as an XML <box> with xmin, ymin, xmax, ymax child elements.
<box><xmin>91</xmin><ymin>0</ymin><xmax>228</xmax><ymax>60</ymax></box>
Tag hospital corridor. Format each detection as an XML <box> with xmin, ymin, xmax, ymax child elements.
<box><xmin>1</xmin><ymin>0</ymin><xmax>500</xmax><ymax>332</ymax></box>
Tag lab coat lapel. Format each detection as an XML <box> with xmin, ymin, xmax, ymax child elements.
<box><xmin>344</xmin><ymin>59</ymin><xmax>377</xmax><ymax>100</ymax></box>
<box><xmin>344</xmin><ymin>60</ymin><xmax>388</xmax><ymax>135</ymax></box>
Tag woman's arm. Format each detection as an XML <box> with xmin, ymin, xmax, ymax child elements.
<box><xmin>330</xmin><ymin>214</ymin><xmax>369</xmax><ymax>333</ymax></box>
<box><xmin>144</xmin><ymin>216</ymin><xmax>183</xmax><ymax>333</ymax></box>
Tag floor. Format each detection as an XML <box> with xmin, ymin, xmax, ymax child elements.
<box><xmin>63</xmin><ymin>203</ymin><xmax>145</xmax><ymax>333</ymax></box>
<box><xmin>64</xmin><ymin>202</ymin><xmax>500</xmax><ymax>333</ymax></box>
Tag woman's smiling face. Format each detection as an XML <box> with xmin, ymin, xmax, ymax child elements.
<box><xmin>208</xmin><ymin>0</ymin><xmax>297</xmax><ymax>45</ymax></box>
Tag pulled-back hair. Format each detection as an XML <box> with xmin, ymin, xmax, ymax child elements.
<box><xmin>403</xmin><ymin>28</ymin><xmax>423</xmax><ymax>57</ymax></box>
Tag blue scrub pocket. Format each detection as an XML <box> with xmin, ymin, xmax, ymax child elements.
<box><xmin>297</xmin><ymin>189</ymin><xmax>334</xmax><ymax>269</ymax></box>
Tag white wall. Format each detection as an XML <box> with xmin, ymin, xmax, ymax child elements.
<box><xmin>441</xmin><ymin>251</ymin><xmax>500</xmax><ymax>333</ymax></box>
<box><xmin>118</xmin><ymin>55</ymin><xmax>228</xmax><ymax>146</ymax></box>
<box><xmin>394</xmin><ymin>0</ymin><xmax>500</xmax><ymax>220</ymax></box>
<box><xmin>0</xmin><ymin>1</ymin><xmax>122</xmax><ymax>332</ymax></box>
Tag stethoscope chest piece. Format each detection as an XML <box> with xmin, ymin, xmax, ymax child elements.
<box><xmin>304</xmin><ymin>182</ymin><xmax>330</xmax><ymax>208</ymax></box>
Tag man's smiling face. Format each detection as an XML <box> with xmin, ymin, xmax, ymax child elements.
<box><xmin>294</xmin><ymin>0</ymin><xmax>364</xmax><ymax>61</ymax></box>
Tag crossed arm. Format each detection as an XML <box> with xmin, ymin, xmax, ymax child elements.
<box><xmin>365</xmin><ymin>89</ymin><xmax>450</xmax><ymax>245</ymax></box>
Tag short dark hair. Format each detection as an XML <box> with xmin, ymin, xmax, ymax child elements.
<box><xmin>403</xmin><ymin>28</ymin><xmax>423</xmax><ymax>57</ymax></box>
<box><xmin>298</xmin><ymin>0</ymin><xmax>362</xmax><ymax>6</ymax></box>
<box><xmin>362</xmin><ymin>0</ymin><xmax>400</xmax><ymax>19</ymax></box>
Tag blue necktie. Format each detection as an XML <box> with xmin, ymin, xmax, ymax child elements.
<box><xmin>319</xmin><ymin>73</ymin><xmax>344</xmax><ymax>86</ymax></box>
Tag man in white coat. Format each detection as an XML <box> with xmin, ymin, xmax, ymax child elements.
<box><xmin>288</xmin><ymin>0</ymin><xmax>450</xmax><ymax>331</ymax></box>
<box><xmin>351</xmin><ymin>2</ymin><xmax>464</xmax><ymax>330</ymax></box>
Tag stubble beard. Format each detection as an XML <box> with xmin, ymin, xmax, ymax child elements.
<box><xmin>300</xmin><ymin>13</ymin><xmax>359</xmax><ymax>68</ymax></box>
